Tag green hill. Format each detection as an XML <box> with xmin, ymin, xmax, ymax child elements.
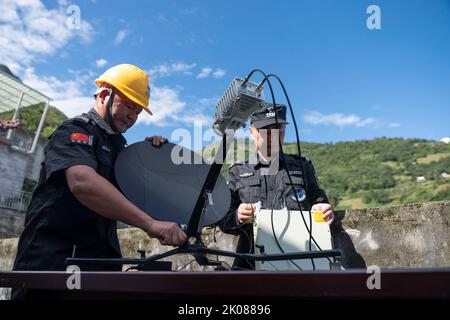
<box><xmin>0</xmin><ymin>102</ymin><xmax>67</xmax><ymax>137</ymax></box>
<box><xmin>204</xmin><ymin>137</ymin><xmax>450</xmax><ymax>209</ymax></box>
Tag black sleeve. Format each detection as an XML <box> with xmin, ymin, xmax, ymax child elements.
<box><xmin>217</xmin><ymin>165</ymin><xmax>244</xmax><ymax>235</ymax></box>
<box><xmin>304</xmin><ymin>160</ymin><xmax>329</xmax><ymax>207</ymax></box>
<box><xmin>44</xmin><ymin>121</ymin><xmax>98</xmax><ymax>181</ymax></box>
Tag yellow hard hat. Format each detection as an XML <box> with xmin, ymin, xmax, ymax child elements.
<box><xmin>95</xmin><ymin>64</ymin><xmax>152</xmax><ymax>115</ymax></box>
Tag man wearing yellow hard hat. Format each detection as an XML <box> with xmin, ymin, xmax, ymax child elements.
<box><xmin>12</xmin><ymin>64</ymin><xmax>186</xmax><ymax>298</ymax></box>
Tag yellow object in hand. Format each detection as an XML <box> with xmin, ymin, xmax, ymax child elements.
<box><xmin>313</xmin><ymin>211</ymin><xmax>326</xmax><ymax>223</ymax></box>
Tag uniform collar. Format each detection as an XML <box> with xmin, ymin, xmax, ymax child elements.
<box><xmin>253</xmin><ymin>152</ymin><xmax>279</xmax><ymax>168</ymax></box>
<box><xmin>253</xmin><ymin>152</ymin><xmax>293</xmax><ymax>173</ymax></box>
<box><xmin>250</xmin><ymin>153</ymin><xmax>279</xmax><ymax>175</ymax></box>
<box><xmin>86</xmin><ymin>108</ymin><xmax>116</xmax><ymax>135</ymax></box>
<box><xmin>86</xmin><ymin>108</ymin><xmax>127</xmax><ymax>146</ymax></box>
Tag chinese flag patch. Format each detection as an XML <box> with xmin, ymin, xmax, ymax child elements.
<box><xmin>70</xmin><ymin>132</ymin><xmax>92</xmax><ymax>145</ymax></box>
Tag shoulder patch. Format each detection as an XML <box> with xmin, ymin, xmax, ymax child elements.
<box><xmin>70</xmin><ymin>132</ymin><xmax>93</xmax><ymax>146</ymax></box>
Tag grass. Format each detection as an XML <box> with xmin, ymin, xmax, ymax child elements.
<box><xmin>337</xmin><ymin>198</ymin><xmax>366</xmax><ymax>210</ymax></box>
<box><xmin>383</xmin><ymin>161</ymin><xmax>401</xmax><ymax>169</ymax></box>
<box><xmin>417</xmin><ymin>152</ymin><xmax>450</xmax><ymax>164</ymax></box>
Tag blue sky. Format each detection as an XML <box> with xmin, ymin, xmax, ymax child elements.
<box><xmin>1</xmin><ymin>0</ymin><xmax>449</xmax><ymax>147</ymax></box>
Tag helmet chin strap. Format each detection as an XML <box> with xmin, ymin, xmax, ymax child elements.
<box><xmin>106</xmin><ymin>89</ymin><xmax>119</xmax><ymax>133</ymax></box>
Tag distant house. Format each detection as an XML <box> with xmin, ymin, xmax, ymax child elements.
<box><xmin>440</xmin><ymin>137</ymin><xmax>450</xmax><ymax>144</ymax></box>
<box><xmin>441</xmin><ymin>172</ymin><xmax>450</xmax><ymax>179</ymax></box>
<box><xmin>416</xmin><ymin>176</ymin><xmax>426</xmax><ymax>183</ymax></box>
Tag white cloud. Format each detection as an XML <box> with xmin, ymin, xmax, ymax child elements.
<box><xmin>0</xmin><ymin>0</ymin><xmax>93</xmax><ymax>73</ymax></box>
<box><xmin>52</xmin><ymin>96</ymin><xmax>95</xmax><ymax>118</ymax></box>
<box><xmin>171</xmin><ymin>97</ymin><xmax>216</xmax><ymax>125</ymax></box>
<box><xmin>172</xmin><ymin>62</ymin><xmax>196</xmax><ymax>73</ymax></box>
<box><xmin>148</xmin><ymin>62</ymin><xmax>197</xmax><ymax>79</ymax></box>
<box><xmin>303</xmin><ymin>111</ymin><xmax>378</xmax><ymax>128</ymax></box>
<box><xmin>355</xmin><ymin>117</ymin><xmax>376</xmax><ymax>127</ymax></box>
<box><xmin>212</xmin><ymin>68</ymin><xmax>226</xmax><ymax>79</ymax></box>
<box><xmin>197</xmin><ymin>67</ymin><xmax>212</xmax><ymax>79</ymax></box>
<box><xmin>22</xmin><ymin>67</ymin><xmax>95</xmax><ymax>118</ymax></box>
<box><xmin>179</xmin><ymin>8</ymin><xmax>197</xmax><ymax>15</ymax></box>
<box><xmin>113</xmin><ymin>29</ymin><xmax>128</xmax><ymax>45</ymax></box>
<box><xmin>148</xmin><ymin>63</ymin><xmax>226</xmax><ymax>80</ymax></box>
<box><xmin>157</xmin><ymin>12</ymin><xmax>169</xmax><ymax>25</ymax></box>
<box><xmin>95</xmin><ymin>59</ymin><xmax>108</xmax><ymax>68</ymax></box>
<box><xmin>137</xmin><ymin>88</ymin><xmax>217</xmax><ymax>127</ymax></box>
<box><xmin>23</xmin><ymin>67</ymin><xmax>82</xmax><ymax>101</ymax></box>
<box><xmin>172</xmin><ymin>113</ymin><xmax>211</xmax><ymax>125</ymax></box>
<box><xmin>20</xmin><ymin>67</ymin><xmax>215</xmax><ymax>127</ymax></box>
<box><xmin>137</xmin><ymin>86</ymin><xmax>186</xmax><ymax>126</ymax></box>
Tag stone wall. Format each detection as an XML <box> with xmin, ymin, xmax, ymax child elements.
<box><xmin>1</xmin><ymin>201</ymin><xmax>449</xmax><ymax>272</ymax></box>
<box><xmin>340</xmin><ymin>200</ymin><xmax>450</xmax><ymax>268</ymax></box>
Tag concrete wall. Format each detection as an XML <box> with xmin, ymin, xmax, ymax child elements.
<box><xmin>0</xmin><ymin>140</ymin><xmax>29</xmax><ymax>191</ymax></box>
<box><xmin>340</xmin><ymin>200</ymin><xmax>450</xmax><ymax>268</ymax></box>
<box><xmin>0</xmin><ymin>131</ymin><xmax>47</xmax><ymax>241</ymax></box>
<box><xmin>1</xmin><ymin>200</ymin><xmax>449</xmax><ymax>272</ymax></box>
<box><xmin>24</xmin><ymin>138</ymin><xmax>46</xmax><ymax>182</ymax></box>
<box><xmin>0</xmin><ymin>128</ymin><xmax>47</xmax><ymax>190</ymax></box>
<box><xmin>0</xmin><ymin>209</ymin><xmax>24</xmax><ymax>239</ymax></box>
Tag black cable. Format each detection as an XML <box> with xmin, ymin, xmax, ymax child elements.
<box><xmin>244</xmin><ymin>69</ymin><xmax>332</xmax><ymax>267</ymax></box>
<box><xmin>275</xmin><ymin>74</ymin><xmax>339</xmax><ymax>266</ymax></box>
<box><xmin>177</xmin><ymin>258</ymin><xmax>197</xmax><ymax>271</ymax></box>
<box><xmin>265</xmin><ymin>74</ymin><xmax>315</xmax><ymax>269</ymax></box>
<box><xmin>217</xmin><ymin>259</ymin><xmax>232</xmax><ymax>270</ymax></box>
<box><xmin>267</xmin><ymin>73</ymin><xmax>335</xmax><ymax>266</ymax></box>
<box><xmin>230</xmin><ymin>265</ymin><xmax>254</xmax><ymax>271</ymax></box>
<box><xmin>236</xmin><ymin>69</ymin><xmax>332</xmax><ymax>269</ymax></box>
<box><xmin>230</xmin><ymin>218</ymin><xmax>256</xmax><ymax>270</ymax></box>
<box><xmin>106</xmin><ymin>89</ymin><xmax>119</xmax><ymax>132</ymax></box>
<box><xmin>258</xmin><ymin>72</ymin><xmax>316</xmax><ymax>269</ymax></box>
<box><xmin>270</xmin><ymin>189</ymin><xmax>303</xmax><ymax>270</ymax></box>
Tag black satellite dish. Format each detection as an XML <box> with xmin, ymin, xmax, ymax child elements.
<box><xmin>114</xmin><ymin>141</ymin><xmax>231</xmax><ymax>228</ymax></box>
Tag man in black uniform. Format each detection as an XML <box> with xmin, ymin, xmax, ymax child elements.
<box><xmin>12</xmin><ymin>64</ymin><xmax>186</xmax><ymax>298</ymax></box>
<box><xmin>218</xmin><ymin>103</ymin><xmax>365</xmax><ymax>270</ymax></box>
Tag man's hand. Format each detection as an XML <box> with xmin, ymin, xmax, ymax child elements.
<box><xmin>237</xmin><ymin>203</ymin><xmax>255</xmax><ymax>224</ymax></box>
<box><xmin>311</xmin><ymin>203</ymin><xmax>335</xmax><ymax>225</ymax></box>
<box><xmin>145</xmin><ymin>135</ymin><xmax>167</xmax><ymax>147</ymax></box>
<box><xmin>146</xmin><ymin>220</ymin><xmax>187</xmax><ymax>246</ymax></box>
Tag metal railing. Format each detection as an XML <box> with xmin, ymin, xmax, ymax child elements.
<box><xmin>0</xmin><ymin>129</ymin><xmax>33</xmax><ymax>151</ymax></box>
<box><xmin>0</xmin><ymin>188</ymin><xmax>32</xmax><ymax>212</ymax></box>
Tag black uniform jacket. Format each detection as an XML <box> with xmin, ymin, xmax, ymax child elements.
<box><xmin>13</xmin><ymin>109</ymin><xmax>126</xmax><ymax>272</ymax></box>
<box><xmin>218</xmin><ymin>154</ymin><xmax>329</xmax><ymax>269</ymax></box>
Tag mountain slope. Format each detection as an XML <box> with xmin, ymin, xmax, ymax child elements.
<box><xmin>203</xmin><ymin>137</ymin><xmax>450</xmax><ymax>209</ymax></box>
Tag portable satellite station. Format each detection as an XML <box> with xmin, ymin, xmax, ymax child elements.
<box><xmin>66</xmin><ymin>71</ymin><xmax>341</xmax><ymax>271</ymax></box>
<box><xmin>253</xmin><ymin>202</ymin><xmax>333</xmax><ymax>271</ymax></box>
